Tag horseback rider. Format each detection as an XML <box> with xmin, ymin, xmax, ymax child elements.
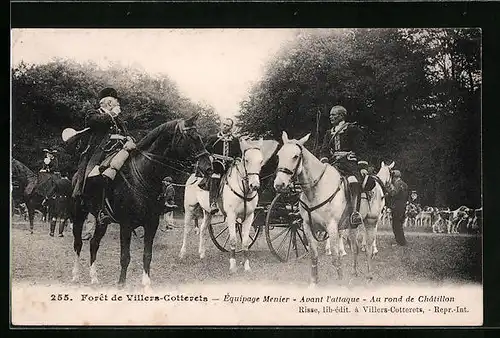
<box><xmin>40</xmin><ymin>149</ymin><xmax>59</xmax><ymax>173</ymax></box>
<box><xmin>70</xmin><ymin>87</ymin><xmax>132</xmax><ymax>225</ymax></box>
<box><xmin>204</xmin><ymin>118</ymin><xmax>241</xmax><ymax>214</ymax></box>
<box><xmin>319</xmin><ymin>105</ymin><xmax>368</xmax><ymax>226</ymax></box>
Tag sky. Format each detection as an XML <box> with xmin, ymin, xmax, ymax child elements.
<box><xmin>11</xmin><ymin>29</ymin><xmax>298</xmax><ymax>119</ymax></box>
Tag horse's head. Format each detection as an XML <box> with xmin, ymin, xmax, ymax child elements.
<box><xmin>239</xmin><ymin>137</ymin><xmax>279</xmax><ymax>192</ymax></box>
<box><xmin>274</xmin><ymin>131</ymin><xmax>310</xmax><ymax>193</ymax></box>
<box><xmin>377</xmin><ymin>160</ymin><xmax>395</xmax><ymax>187</ymax></box>
<box><xmin>170</xmin><ymin>114</ymin><xmax>212</xmax><ymax>177</ymax></box>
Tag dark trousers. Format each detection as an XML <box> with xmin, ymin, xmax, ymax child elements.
<box><xmin>391</xmin><ymin>207</ymin><xmax>407</xmax><ymax>246</ymax></box>
<box><xmin>332</xmin><ymin>158</ymin><xmax>361</xmax><ymax>181</ymax></box>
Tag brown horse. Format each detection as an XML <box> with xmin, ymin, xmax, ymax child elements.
<box><xmin>70</xmin><ymin>115</ymin><xmax>212</xmax><ymax>290</ymax></box>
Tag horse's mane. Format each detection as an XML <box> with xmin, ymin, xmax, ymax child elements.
<box><xmin>136</xmin><ymin>119</ymin><xmax>181</xmax><ymax>150</ymax></box>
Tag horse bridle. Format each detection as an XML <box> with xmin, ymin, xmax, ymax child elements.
<box><xmin>235</xmin><ymin>147</ymin><xmax>261</xmax><ymax>196</ymax></box>
<box><xmin>276</xmin><ymin>143</ymin><xmax>304</xmax><ymax>181</ymax></box>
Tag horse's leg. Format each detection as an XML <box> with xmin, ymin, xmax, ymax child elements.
<box><xmin>71</xmin><ymin>205</ymin><xmax>86</xmax><ymax>283</ymax></box>
<box><xmin>325</xmin><ymin>238</ymin><xmax>332</xmax><ymax>256</ymax></box>
<box><xmin>26</xmin><ymin>199</ymin><xmax>35</xmax><ymax>234</ymax></box>
<box><xmin>226</xmin><ymin>212</ymin><xmax>238</xmax><ymax>274</ymax></box>
<box><xmin>302</xmin><ymin>222</ymin><xmax>319</xmax><ymax>286</ymax></box>
<box><xmin>89</xmin><ymin>221</ymin><xmax>109</xmax><ymax>285</ymax></box>
<box><xmin>326</xmin><ymin>218</ymin><xmax>343</xmax><ymax>280</ymax></box>
<box><xmin>364</xmin><ymin>219</ymin><xmax>377</xmax><ymax>281</ymax></box>
<box><xmin>372</xmin><ymin>222</ymin><xmax>379</xmax><ymax>256</ymax></box>
<box><xmin>198</xmin><ymin>211</ymin><xmax>211</xmax><ymax>259</ymax></box>
<box><xmin>339</xmin><ymin>230</ymin><xmax>347</xmax><ymax>257</ymax></box>
<box><xmin>346</xmin><ymin>226</ymin><xmax>358</xmax><ymax>276</ymax></box>
<box><xmin>241</xmin><ymin>212</ymin><xmax>255</xmax><ymax>272</ymax></box>
<box><xmin>179</xmin><ymin>207</ymin><xmax>195</xmax><ymax>259</ymax></box>
<box><xmin>142</xmin><ymin>219</ymin><xmax>159</xmax><ymax>292</ymax></box>
<box><xmin>118</xmin><ymin>225</ymin><xmax>132</xmax><ymax>287</ymax></box>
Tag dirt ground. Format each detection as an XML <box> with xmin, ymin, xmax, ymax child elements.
<box><xmin>10</xmin><ymin>215</ymin><xmax>482</xmax><ymax>290</ymax></box>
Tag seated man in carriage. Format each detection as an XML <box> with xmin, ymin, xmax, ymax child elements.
<box><xmin>319</xmin><ymin>105</ymin><xmax>368</xmax><ymax>227</ymax></box>
<box><xmin>202</xmin><ymin>118</ymin><xmax>241</xmax><ymax>214</ymax></box>
<box><xmin>70</xmin><ymin>87</ymin><xmax>135</xmax><ymax>225</ymax></box>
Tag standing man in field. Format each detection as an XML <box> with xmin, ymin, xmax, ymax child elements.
<box><xmin>160</xmin><ymin>176</ymin><xmax>177</xmax><ymax>231</ymax></box>
<box><xmin>387</xmin><ymin>169</ymin><xmax>408</xmax><ymax>246</ymax></box>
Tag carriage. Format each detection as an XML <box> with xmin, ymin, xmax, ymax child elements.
<box><xmin>205</xmin><ymin>162</ymin><xmax>327</xmax><ymax>263</ymax></box>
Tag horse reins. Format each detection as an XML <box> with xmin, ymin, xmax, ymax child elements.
<box><xmin>224</xmin><ymin>147</ymin><xmax>260</xmax><ymax>222</ymax></box>
<box><xmin>275</xmin><ymin>143</ymin><xmax>342</xmax><ymax>231</ymax></box>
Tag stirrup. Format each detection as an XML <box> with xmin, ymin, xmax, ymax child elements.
<box><xmin>97</xmin><ymin>209</ymin><xmax>112</xmax><ymax>225</ymax></box>
<box><xmin>350</xmin><ymin>211</ymin><xmax>363</xmax><ymax>226</ymax></box>
<box><xmin>209</xmin><ymin>203</ymin><xmax>219</xmax><ymax>215</ymax></box>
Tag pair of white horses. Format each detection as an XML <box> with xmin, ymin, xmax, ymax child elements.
<box><xmin>180</xmin><ymin>131</ymin><xmax>393</xmax><ymax>285</ymax></box>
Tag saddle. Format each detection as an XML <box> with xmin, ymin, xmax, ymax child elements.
<box><xmin>88</xmin><ymin>136</ymin><xmax>136</xmax><ymax>181</ymax></box>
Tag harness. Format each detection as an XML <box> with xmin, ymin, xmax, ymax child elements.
<box><xmin>276</xmin><ymin>143</ymin><xmax>390</xmax><ymax>233</ymax></box>
<box><xmin>223</xmin><ymin>146</ymin><xmax>260</xmax><ymax>222</ymax></box>
<box><xmin>276</xmin><ymin>143</ymin><xmax>343</xmax><ymax>232</ymax></box>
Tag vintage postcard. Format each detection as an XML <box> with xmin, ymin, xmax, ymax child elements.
<box><xmin>10</xmin><ymin>28</ymin><xmax>482</xmax><ymax>326</ymax></box>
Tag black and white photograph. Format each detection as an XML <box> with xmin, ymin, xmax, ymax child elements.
<box><xmin>10</xmin><ymin>28</ymin><xmax>482</xmax><ymax>326</ymax></box>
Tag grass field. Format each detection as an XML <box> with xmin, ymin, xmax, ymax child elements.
<box><xmin>10</xmin><ymin>215</ymin><xmax>482</xmax><ymax>290</ymax></box>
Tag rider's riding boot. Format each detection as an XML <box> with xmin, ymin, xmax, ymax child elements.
<box><xmin>349</xmin><ymin>182</ymin><xmax>363</xmax><ymax>226</ymax></box>
<box><xmin>209</xmin><ymin>177</ymin><xmax>220</xmax><ymax>215</ymax></box>
<box><xmin>97</xmin><ymin>176</ymin><xmax>114</xmax><ymax>225</ymax></box>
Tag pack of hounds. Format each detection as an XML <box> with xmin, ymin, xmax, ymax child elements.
<box><xmin>377</xmin><ymin>204</ymin><xmax>482</xmax><ymax>234</ymax></box>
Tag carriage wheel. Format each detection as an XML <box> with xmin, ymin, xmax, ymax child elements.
<box><xmin>265</xmin><ymin>192</ymin><xmax>310</xmax><ymax>262</ymax></box>
<box><xmin>208</xmin><ymin>208</ymin><xmax>263</xmax><ymax>253</ymax></box>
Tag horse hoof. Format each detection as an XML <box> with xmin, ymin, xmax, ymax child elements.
<box><xmin>366</xmin><ymin>275</ymin><xmax>373</xmax><ymax>282</ymax></box>
<box><xmin>308</xmin><ymin>282</ymin><xmax>317</xmax><ymax>289</ymax></box>
<box><xmin>325</xmin><ymin>250</ymin><xmax>332</xmax><ymax>256</ymax></box>
<box><xmin>58</xmin><ymin>234</ymin><xmax>64</xmax><ymax>238</ymax></box>
<box><xmin>91</xmin><ymin>278</ymin><xmax>99</xmax><ymax>285</ymax></box>
<box><xmin>340</xmin><ymin>251</ymin><xmax>347</xmax><ymax>257</ymax></box>
<box><xmin>199</xmin><ymin>252</ymin><xmax>206</xmax><ymax>260</ymax></box>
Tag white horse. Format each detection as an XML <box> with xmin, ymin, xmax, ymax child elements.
<box><xmin>273</xmin><ymin>131</ymin><xmax>392</xmax><ymax>285</ymax></box>
<box><xmin>326</xmin><ymin>161</ymin><xmax>394</xmax><ymax>258</ymax></box>
<box><xmin>180</xmin><ymin>137</ymin><xmax>278</xmax><ymax>273</ymax></box>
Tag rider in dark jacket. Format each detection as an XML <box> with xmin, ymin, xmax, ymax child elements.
<box><xmin>70</xmin><ymin>87</ymin><xmax>130</xmax><ymax>225</ymax></box>
<box><xmin>204</xmin><ymin>118</ymin><xmax>241</xmax><ymax>214</ymax></box>
<box><xmin>319</xmin><ymin>105</ymin><xmax>368</xmax><ymax>226</ymax></box>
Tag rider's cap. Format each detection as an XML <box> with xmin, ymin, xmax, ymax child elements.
<box><xmin>162</xmin><ymin>176</ymin><xmax>172</xmax><ymax>183</ymax></box>
<box><xmin>329</xmin><ymin>105</ymin><xmax>347</xmax><ymax>117</ymax></box>
<box><xmin>392</xmin><ymin>169</ymin><xmax>402</xmax><ymax>178</ymax></box>
<box><xmin>99</xmin><ymin>87</ymin><xmax>119</xmax><ymax>101</ymax></box>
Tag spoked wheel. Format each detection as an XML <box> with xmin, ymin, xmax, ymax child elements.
<box><xmin>208</xmin><ymin>209</ymin><xmax>263</xmax><ymax>253</ymax></box>
<box><xmin>265</xmin><ymin>191</ymin><xmax>309</xmax><ymax>262</ymax></box>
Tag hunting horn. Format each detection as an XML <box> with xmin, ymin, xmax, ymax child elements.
<box><xmin>62</xmin><ymin>127</ymin><xmax>90</xmax><ymax>142</ymax></box>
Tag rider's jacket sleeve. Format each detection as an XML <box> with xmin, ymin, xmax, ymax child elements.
<box><xmin>85</xmin><ymin>110</ymin><xmax>114</xmax><ymax>133</ymax></box>
<box><xmin>319</xmin><ymin>131</ymin><xmax>332</xmax><ymax>159</ymax></box>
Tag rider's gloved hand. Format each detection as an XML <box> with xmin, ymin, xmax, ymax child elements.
<box><xmin>360</xmin><ymin>169</ymin><xmax>368</xmax><ymax>176</ymax></box>
<box><xmin>320</xmin><ymin>157</ymin><xmax>329</xmax><ymax>163</ymax></box>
